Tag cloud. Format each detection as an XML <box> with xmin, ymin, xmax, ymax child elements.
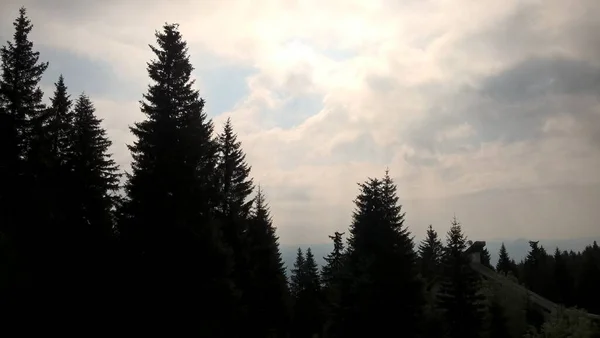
<box><xmin>2</xmin><ymin>0</ymin><xmax>600</xmax><ymax>244</ymax></box>
<box><xmin>480</xmin><ymin>58</ymin><xmax>600</xmax><ymax>102</ymax></box>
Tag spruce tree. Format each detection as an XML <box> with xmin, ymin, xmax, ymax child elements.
<box><xmin>303</xmin><ymin>248</ymin><xmax>321</xmax><ymax>294</ymax></box>
<box><xmin>576</xmin><ymin>243</ymin><xmax>600</xmax><ymax>315</ymax></box>
<box><xmin>118</xmin><ymin>23</ymin><xmax>238</xmax><ymax>334</ymax></box>
<box><xmin>47</xmin><ymin>75</ymin><xmax>73</xmax><ymax>164</ymax></box>
<box><xmin>321</xmin><ymin>231</ymin><xmax>346</xmax><ymax>338</ymax></box>
<box><xmin>42</xmin><ymin>76</ymin><xmax>75</xmax><ymax>296</ymax></box>
<box><xmin>290</xmin><ymin>248</ymin><xmax>305</xmax><ymax>298</ymax></box>
<box><xmin>0</xmin><ymin>7</ymin><xmax>48</xmax><ymax>166</ymax></box>
<box><xmin>293</xmin><ymin>247</ymin><xmax>324</xmax><ymax>338</ymax></box>
<box><xmin>69</xmin><ymin>93</ymin><xmax>119</xmax><ymax>237</ymax></box>
<box><xmin>245</xmin><ymin>187</ymin><xmax>290</xmax><ymax>337</ymax></box>
<box><xmin>552</xmin><ymin>247</ymin><xmax>574</xmax><ymax>306</ymax></box>
<box><xmin>496</xmin><ymin>243</ymin><xmax>515</xmax><ymax>276</ymax></box>
<box><xmin>216</xmin><ymin>117</ymin><xmax>254</xmax><ymax>219</ymax></box>
<box><xmin>523</xmin><ymin>241</ymin><xmax>551</xmax><ymax>297</ymax></box>
<box><xmin>339</xmin><ymin>170</ymin><xmax>422</xmax><ymax>338</ymax></box>
<box><xmin>44</xmin><ymin>76</ymin><xmax>74</xmax><ymax>234</ymax></box>
<box><xmin>215</xmin><ymin>117</ymin><xmax>254</xmax><ymax>323</ymax></box>
<box><xmin>437</xmin><ymin>216</ymin><xmax>485</xmax><ymax>338</ymax></box>
<box><xmin>321</xmin><ymin>231</ymin><xmax>345</xmax><ymax>289</ymax></box>
<box><xmin>418</xmin><ymin>224</ymin><xmax>443</xmax><ymax>284</ymax></box>
<box><xmin>481</xmin><ymin>247</ymin><xmax>493</xmax><ymax>270</ymax></box>
<box><xmin>59</xmin><ymin>93</ymin><xmax>120</xmax><ymax>307</ymax></box>
<box><xmin>0</xmin><ymin>6</ymin><xmax>49</xmax><ymax>294</ymax></box>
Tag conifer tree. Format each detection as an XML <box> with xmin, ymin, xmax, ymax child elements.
<box><xmin>245</xmin><ymin>187</ymin><xmax>290</xmax><ymax>337</ymax></box>
<box><xmin>215</xmin><ymin>117</ymin><xmax>254</xmax><ymax>320</ymax></box>
<box><xmin>552</xmin><ymin>247</ymin><xmax>574</xmax><ymax>306</ymax></box>
<box><xmin>418</xmin><ymin>224</ymin><xmax>443</xmax><ymax>284</ymax></box>
<box><xmin>321</xmin><ymin>231</ymin><xmax>345</xmax><ymax>289</ymax></box>
<box><xmin>44</xmin><ymin>76</ymin><xmax>74</xmax><ymax>234</ymax></box>
<box><xmin>216</xmin><ymin>117</ymin><xmax>254</xmax><ymax>219</ymax></box>
<box><xmin>575</xmin><ymin>243</ymin><xmax>600</xmax><ymax>315</ymax></box>
<box><xmin>496</xmin><ymin>243</ymin><xmax>516</xmax><ymax>276</ymax></box>
<box><xmin>339</xmin><ymin>170</ymin><xmax>422</xmax><ymax>338</ymax></box>
<box><xmin>437</xmin><ymin>216</ymin><xmax>485</xmax><ymax>338</ymax></box>
<box><xmin>321</xmin><ymin>231</ymin><xmax>346</xmax><ymax>337</ymax></box>
<box><xmin>523</xmin><ymin>241</ymin><xmax>551</xmax><ymax>297</ymax></box>
<box><xmin>118</xmin><ymin>23</ymin><xmax>238</xmax><ymax>334</ymax></box>
<box><xmin>69</xmin><ymin>93</ymin><xmax>120</xmax><ymax>237</ymax></box>
<box><xmin>47</xmin><ymin>75</ymin><xmax>73</xmax><ymax>164</ymax></box>
<box><xmin>42</xmin><ymin>76</ymin><xmax>75</xmax><ymax>293</ymax></box>
<box><xmin>303</xmin><ymin>248</ymin><xmax>321</xmax><ymax>294</ymax></box>
<box><xmin>290</xmin><ymin>248</ymin><xmax>305</xmax><ymax>298</ymax></box>
<box><xmin>0</xmin><ymin>7</ymin><xmax>48</xmax><ymax>165</ymax></box>
<box><xmin>59</xmin><ymin>93</ymin><xmax>121</xmax><ymax>306</ymax></box>
<box><xmin>0</xmin><ymin>6</ymin><xmax>49</xmax><ymax>293</ymax></box>
<box><xmin>292</xmin><ymin>247</ymin><xmax>323</xmax><ymax>338</ymax></box>
<box><xmin>481</xmin><ymin>247</ymin><xmax>493</xmax><ymax>270</ymax></box>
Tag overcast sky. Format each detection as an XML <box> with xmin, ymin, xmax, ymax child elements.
<box><xmin>1</xmin><ymin>0</ymin><xmax>599</xmax><ymax>245</ymax></box>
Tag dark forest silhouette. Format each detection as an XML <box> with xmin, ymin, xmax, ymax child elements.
<box><xmin>1</xmin><ymin>8</ymin><xmax>599</xmax><ymax>337</ymax></box>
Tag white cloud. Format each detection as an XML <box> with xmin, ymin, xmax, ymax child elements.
<box><xmin>2</xmin><ymin>0</ymin><xmax>600</xmax><ymax>244</ymax></box>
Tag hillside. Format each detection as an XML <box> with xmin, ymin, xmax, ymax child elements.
<box><xmin>281</xmin><ymin>236</ymin><xmax>600</xmax><ymax>274</ymax></box>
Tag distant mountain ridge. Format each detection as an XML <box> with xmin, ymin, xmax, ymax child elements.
<box><xmin>280</xmin><ymin>236</ymin><xmax>600</xmax><ymax>275</ymax></box>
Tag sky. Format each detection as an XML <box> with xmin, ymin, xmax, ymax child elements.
<box><xmin>1</xmin><ymin>0</ymin><xmax>599</xmax><ymax>245</ymax></box>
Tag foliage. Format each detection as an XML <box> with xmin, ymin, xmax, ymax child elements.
<box><xmin>418</xmin><ymin>224</ymin><xmax>444</xmax><ymax>286</ymax></box>
<box><xmin>523</xmin><ymin>308</ymin><xmax>600</xmax><ymax>338</ymax></box>
<box><xmin>437</xmin><ymin>216</ymin><xmax>486</xmax><ymax>338</ymax></box>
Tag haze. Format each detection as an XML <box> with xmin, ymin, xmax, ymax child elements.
<box><xmin>2</xmin><ymin>0</ymin><xmax>599</xmax><ymax>245</ymax></box>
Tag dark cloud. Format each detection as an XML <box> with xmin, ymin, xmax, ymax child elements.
<box><xmin>480</xmin><ymin>58</ymin><xmax>600</xmax><ymax>103</ymax></box>
<box><xmin>473</xmin><ymin>57</ymin><xmax>600</xmax><ymax>146</ymax></box>
<box><xmin>404</xmin><ymin>55</ymin><xmax>600</xmax><ymax>156</ymax></box>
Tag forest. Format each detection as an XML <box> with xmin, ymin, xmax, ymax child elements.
<box><xmin>0</xmin><ymin>7</ymin><xmax>599</xmax><ymax>337</ymax></box>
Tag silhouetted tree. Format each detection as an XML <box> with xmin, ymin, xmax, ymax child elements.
<box><xmin>0</xmin><ymin>6</ymin><xmax>49</xmax><ymax>300</ymax></box>
<box><xmin>292</xmin><ymin>247</ymin><xmax>323</xmax><ymax>338</ymax></box>
<box><xmin>321</xmin><ymin>231</ymin><xmax>346</xmax><ymax>288</ymax></box>
<box><xmin>303</xmin><ymin>248</ymin><xmax>321</xmax><ymax>293</ymax></box>
<box><xmin>576</xmin><ymin>242</ymin><xmax>600</xmax><ymax>315</ymax></box>
<box><xmin>290</xmin><ymin>248</ymin><xmax>305</xmax><ymax>299</ymax></box>
<box><xmin>69</xmin><ymin>93</ymin><xmax>120</xmax><ymax>236</ymax></box>
<box><xmin>43</xmin><ymin>76</ymin><xmax>74</xmax><ymax>273</ymax></box>
<box><xmin>321</xmin><ymin>231</ymin><xmax>346</xmax><ymax>338</ymax></box>
<box><xmin>216</xmin><ymin>117</ymin><xmax>254</xmax><ymax>219</ymax></box>
<box><xmin>419</xmin><ymin>224</ymin><xmax>443</xmax><ymax>285</ymax></box>
<box><xmin>552</xmin><ymin>247</ymin><xmax>574</xmax><ymax>306</ymax></box>
<box><xmin>523</xmin><ymin>241</ymin><xmax>552</xmax><ymax>298</ymax></box>
<box><xmin>338</xmin><ymin>170</ymin><xmax>422</xmax><ymax>338</ymax></box>
<box><xmin>245</xmin><ymin>187</ymin><xmax>291</xmax><ymax>337</ymax></box>
<box><xmin>437</xmin><ymin>217</ymin><xmax>485</xmax><ymax>338</ymax></box>
<box><xmin>62</xmin><ymin>93</ymin><xmax>121</xmax><ymax>306</ymax></box>
<box><xmin>481</xmin><ymin>247</ymin><xmax>493</xmax><ymax>270</ymax></box>
<box><xmin>118</xmin><ymin>23</ymin><xmax>238</xmax><ymax>335</ymax></box>
<box><xmin>47</xmin><ymin>75</ymin><xmax>73</xmax><ymax>163</ymax></box>
<box><xmin>496</xmin><ymin>243</ymin><xmax>517</xmax><ymax>276</ymax></box>
<box><xmin>215</xmin><ymin>117</ymin><xmax>256</xmax><ymax>328</ymax></box>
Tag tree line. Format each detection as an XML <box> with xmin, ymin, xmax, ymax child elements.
<box><xmin>0</xmin><ymin>8</ymin><xmax>599</xmax><ymax>337</ymax></box>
